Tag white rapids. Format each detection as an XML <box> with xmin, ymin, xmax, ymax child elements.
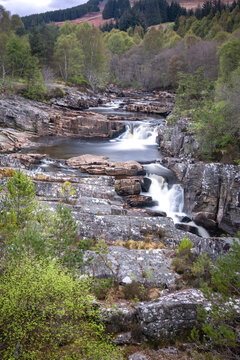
<box><xmin>143</xmin><ymin>165</ymin><xmax>209</xmax><ymax>238</ymax></box>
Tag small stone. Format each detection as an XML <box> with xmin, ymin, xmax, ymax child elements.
<box><xmin>122</xmin><ymin>276</ymin><xmax>132</xmax><ymax>284</ymax></box>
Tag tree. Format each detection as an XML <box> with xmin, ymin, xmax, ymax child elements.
<box><xmin>4</xmin><ymin>34</ymin><xmax>31</xmax><ymax>79</ymax></box>
<box><xmin>143</xmin><ymin>27</ymin><xmax>163</xmax><ymax>52</ymax></box>
<box><xmin>24</xmin><ymin>56</ymin><xmax>46</xmax><ymax>101</ymax></box>
<box><xmin>107</xmin><ymin>30</ymin><xmax>135</xmax><ymax>54</ymax></box>
<box><xmin>77</xmin><ymin>23</ymin><xmax>107</xmax><ymax>89</ymax></box>
<box><xmin>54</xmin><ymin>32</ymin><xmax>83</xmax><ymax>82</ymax></box>
<box><xmin>29</xmin><ymin>23</ymin><xmax>58</xmax><ymax>67</ymax></box>
<box><xmin>217</xmin><ymin>37</ymin><xmax>240</xmax><ymax>82</ymax></box>
<box><xmin>0</xmin><ymin>170</ymin><xmax>37</xmax><ymax>231</ymax></box>
<box><xmin>10</xmin><ymin>14</ymin><xmax>25</xmax><ymax>35</ymax></box>
<box><xmin>0</xmin><ymin>6</ymin><xmax>11</xmax><ymax>87</ymax></box>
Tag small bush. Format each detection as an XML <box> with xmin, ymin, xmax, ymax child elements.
<box><xmin>123</xmin><ymin>280</ymin><xmax>149</xmax><ymax>302</ymax></box>
<box><xmin>45</xmin><ymin>87</ymin><xmax>66</xmax><ymax>100</ymax></box>
<box><xmin>192</xmin><ymin>239</ymin><xmax>240</xmax><ymax>357</ymax></box>
<box><xmin>93</xmin><ymin>276</ymin><xmax>115</xmax><ymax>300</ymax></box>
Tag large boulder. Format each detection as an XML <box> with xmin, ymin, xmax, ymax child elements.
<box><xmin>115</xmin><ymin>177</ymin><xmax>142</xmax><ymax>196</ymax></box>
<box><xmin>134</xmin><ymin>289</ymin><xmax>209</xmax><ymax>339</ymax></box>
<box><xmin>124</xmin><ymin>195</ymin><xmax>155</xmax><ymax>208</ymax></box>
<box><xmin>67</xmin><ymin>155</ymin><xmax>146</xmax><ymax>176</ymax></box>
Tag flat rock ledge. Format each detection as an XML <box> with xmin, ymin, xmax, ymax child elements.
<box><xmin>66</xmin><ymin>154</ymin><xmax>146</xmax><ymax>176</ymax></box>
<box><xmin>82</xmin><ymin>246</ymin><xmax>178</xmax><ymax>288</ymax></box>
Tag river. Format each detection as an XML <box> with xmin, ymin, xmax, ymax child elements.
<box><xmin>26</xmin><ymin>100</ymin><xmax>209</xmax><ymax>237</ymax></box>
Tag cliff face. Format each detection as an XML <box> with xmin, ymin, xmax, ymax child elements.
<box><xmin>158</xmin><ymin>119</ymin><xmax>240</xmax><ymax>236</ymax></box>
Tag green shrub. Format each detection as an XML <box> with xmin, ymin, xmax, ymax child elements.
<box><xmin>0</xmin><ymin>256</ymin><xmax>122</xmax><ymax>359</ymax></box>
<box><xmin>192</xmin><ymin>239</ymin><xmax>240</xmax><ymax>356</ymax></box>
<box><xmin>123</xmin><ymin>280</ymin><xmax>149</xmax><ymax>302</ymax></box>
<box><xmin>0</xmin><ymin>170</ymin><xmax>37</xmax><ymax>233</ymax></box>
<box><xmin>93</xmin><ymin>276</ymin><xmax>115</xmax><ymax>300</ymax></box>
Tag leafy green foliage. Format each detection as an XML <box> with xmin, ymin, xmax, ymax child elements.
<box><xmin>174</xmin><ymin>68</ymin><xmax>213</xmax><ymax>117</ymax></box>
<box><xmin>192</xmin><ymin>240</ymin><xmax>240</xmax><ymax>355</ymax></box>
<box><xmin>93</xmin><ymin>276</ymin><xmax>115</xmax><ymax>300</ymax></box>
<box><xmin>173</xmin><ymin>237</ymin><xmax>213</xmax><ymax>288</ymax></box>
<box><xmin>54</xmin><ymin>30</ymin><xmax>84</xmax><ymax>82</ymax></box>
<box><xmin>0</xmin><ymin>256</ymin><xmax>122</xmax><ymax>359</ymax></box>
<box><xmin>0</xmin><ymin>170</ymin><xmax>37</xmax><ymax>232</ymax></box>
<box><xmin>172</xmin><ymin>237</ymin><xmax>196</xmax><ymax>276</ymax></box>
<box><xmin>24</xmin><ymin>56</ymin><xmax>46</xmax><ymax>101</ymax></box>
<box><xmin>0</xmin><ymin>171</ymin><xmax>92</xmax><ymax>269</ymax></box>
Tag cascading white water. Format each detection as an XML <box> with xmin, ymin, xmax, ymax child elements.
<box><xmin>145</xmin><ymin>173</ymin><xmax>185</xmax><ymax>220</ymax></box>
<box><xmin>110</xmin><ymin>122</ymin><xmax>159</xmax><ymax>150</ymax></box>
<box><xmin>144</xmin><ymin>169</ymin><xmax>210</xmax><ymax>238</ymax></box>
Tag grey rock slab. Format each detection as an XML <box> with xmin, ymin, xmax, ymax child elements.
<box><xmin>82</xmin><ymin>246</ymin><xmax>178</xmax><ymax>287</ymax></box>
<box><xmin>134</xmin><ymin>289</ymin><xmax>209</xmax><ymax>339</ymax></box>
<box><xmin>128</xmin><ymin>353</ymin><xmax>150</xmax><ymax>360</ymax></box>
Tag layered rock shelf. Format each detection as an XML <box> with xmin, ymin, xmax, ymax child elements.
<box><xmin>0</xmin><ymin>95</ymin><xmax>125</xmax><ymax>145</ymax></box>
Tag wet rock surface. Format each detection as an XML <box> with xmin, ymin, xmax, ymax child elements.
<box><xmin>163</xmin><ymin>160</ymin><xmax>240</xmax><ymax>236</ymax></box>
<box><xmin>124</xmin><ymin>195</ymin><xmax>155</xmax><ymax>208</ymax></box>
<box><xmin>115</xmin><ymin>177</ymin><xmax>142</xmax><ymax>196</ymax></box>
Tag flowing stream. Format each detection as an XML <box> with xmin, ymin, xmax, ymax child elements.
<box><xmin>29</xmin><ymin>100</ymin><xmax>209</xmax><ymax>237</ymax></box>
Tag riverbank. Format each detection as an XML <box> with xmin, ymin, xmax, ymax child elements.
<box><xmin>0</xmin><ymin>87</ymin><xmax>239</xmax><ymax>359</ymax></box>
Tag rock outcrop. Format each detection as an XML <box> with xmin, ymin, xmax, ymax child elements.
<box><xmin>103</xmin><ymin>289</ymin><xmax>210</xmax><ymax>341</ymax></box>
<box><xmin>0</xmin><ymin>128</ymin><xmax>34</xmax><ymax>153</ymax></box>
<box><xmin>126</xmin><ymin>102</ymin><xmax>172</xmax><ymax>116</ymax></box>
<box><xmin>0</xmin><ymin>96</ymin><xmax>50</xmax><ymax>134</ymax></box>
<box><xmin>158</xmin><ymin>118</ymin><xmax>240</xmax><ymax>235</ymax></box>
<box><xmin>162</xmin><ymin>160</ymin><xmax>240</xmax><ymax>235</ymax></box>
<box><xmin>50</xmin><ymin>90</ymin><xmax>102</xmax><ymax>109</ymax></box>
<box><xmin>0</xmin><ymin>95</ymin><xmax>125</xmax><ymax>141</ymax></box>
<box><xmin>134</xmin><ymin>289</ymin><xmax>209</xmax><ymax>339</ymax></box>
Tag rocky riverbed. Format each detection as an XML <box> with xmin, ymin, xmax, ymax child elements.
<box><xmin>0</xmin><ymin>87</ymin><xmax>239</xmax><ymax>357</ymax></box>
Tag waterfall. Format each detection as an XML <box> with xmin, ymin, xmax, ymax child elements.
<box><xmin>145</xmin><ymin>173</ymin><xmax>185</xmax><ymax>219</ymax></box>
<box><xmin>144</xmin><ymin>165</ymin><xmax>210</xmax><ymax>238</ymax></box>
<box><xmin>110</xmin><ymin>122</ymin><xmax>159</xmax><ymax>150</ymax></box>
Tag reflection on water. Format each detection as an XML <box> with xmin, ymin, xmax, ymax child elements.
<box><xmin>26</xmin><ymin>118</ymin><xmax>163</xmax><ymax>163</ymax></box>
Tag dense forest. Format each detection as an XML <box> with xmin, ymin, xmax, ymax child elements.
<box><xmin>21</xmin><ymin>0</ymin><xmax>101</xmax><ymax>29</ymax></box>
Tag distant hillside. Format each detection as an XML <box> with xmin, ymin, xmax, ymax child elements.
<box><xmin>22</xmin><ymin>0</ymin><xmax>101</xmax><ymax>29</ymax></box>
<box><xmin>22</xmin><ymin>0</ymin><xmax>234</xmax><ymax>30</ymax></box>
